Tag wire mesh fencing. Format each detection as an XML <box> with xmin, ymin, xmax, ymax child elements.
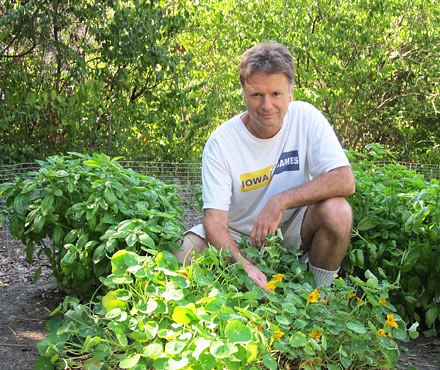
<box><xmin>1</xmin><ymin>159</ymin><xmax>439</xmax><ymax>259</ymax></box>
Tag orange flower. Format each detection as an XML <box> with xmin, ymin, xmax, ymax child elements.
<box><xmin>264</xmin><ymin>280</ymin><xmax>277</xmax><ymax>291</ymax></box>
<box><xmin>379</xmin><ymin>296</ymin><xmax>388</xmax><ymax>307</ymax></box>
<box><xmin>273</xmin><ymin>330</ymin><xmax>284</xmax><ymax>340</ymax></box>
<box><xmin>182</xmin><ymin>272</ymin><xmax>188</xmax><ymax>278</ymax></box>
<box><xmin>385</xmin><ymin>314</ymin><xmax>398</xmax><ymax>329</ymax></box>
<box><xmin>272</xmin><ymin>273</ymin><xmax>285</xmax><ymax>282</ymax></box>
<box><xmin>309</xmin><ymin>330</ymin><xmax>322</xmax><ymax>341</ymax></box>
<box><xmin>378</xmin><ymin>329</ymin><xmax>387</xmax><ymax>337</ymax></box>
<box><xmin>356</xmin><ymin>297</ymin><xmax>365</xmax><ymax>305</ymax></box>
<box><xmin>348</xmin><ymin>292</ymin><xmax>356</xmax><ymax>299</ymax></box>
<box><xmin>320</xmin><ymin>300</ymin><xmax>328</xmax><ymax>305</ymax></box>
<box><xmin>256</xmin><ymin>325</ymin><xmax>263</xmax><ymax>330</ymax></box>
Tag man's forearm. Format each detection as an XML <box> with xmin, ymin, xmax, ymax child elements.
<box><xmin>275</xmin><ymin>166</ymin><xmax>355</xmax><ymax>211</ymax></box>
<box><xmin>204</xmin><ymin>222</ymin><xmax>245</xmax><ymax>264</ymax></box>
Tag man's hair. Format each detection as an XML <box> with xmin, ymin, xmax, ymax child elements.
<box><xmin>239</xmin><ymin>41</ymin><xmax>295</xmax><ymax>88</ymax></box>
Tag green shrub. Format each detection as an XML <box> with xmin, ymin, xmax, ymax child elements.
<box><xmin>0</xmin><ymin>153</ymin><xmax>184</xmax><ymax>298</ymax></box>
<box><xmin>35</xmin><ymin>241</ymin><xmax>416</xmax><ymax>369</ymax></box>
<box><xmin>346</xmin><ymin>144</ymin><xmax>440</xmax><ymax>335</ymax></box>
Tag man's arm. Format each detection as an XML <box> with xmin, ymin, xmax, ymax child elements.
<box><xmin>251</xmin><ymin>166</ymin><xmax>355</xmax><ymax>248</ymax></box>
<box><xmin>203</xmin><ymin>208</ymin><xmax>271</xmax><ymax>293</ymax></box>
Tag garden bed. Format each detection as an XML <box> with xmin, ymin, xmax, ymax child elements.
<box><xmin>0</xmin><ymin>229</ymin><xmax>439</xmax><ymax>370</ymax></box>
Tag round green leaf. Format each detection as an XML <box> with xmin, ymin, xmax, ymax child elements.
<box><xmin>115</xmin><ymin>289</ymin><xmax>132</xmax><ymax>301</ymax></box>
<box><xmin>165</xmin><ymin>340</ymin><xmax>186</xmax><ymax>355</ymax></box>
<box><xmin>119</xmin><ymin>353</ymin><xmax>140</xmax><ymax>369</ymax></box>
<box><xmin>289</xmin><ymin>331</ymin><xmax>307</xmax><ymax>347</ymax></box>
<box><xmin>209</xmin><ymin>341</ymin><xmax>238</xmax><ymax>359</ymax></box>
<box><xmin>225</xmin><ymin>320</ymin><xmax>252</xmax><ymax>344</ymax></box>
<box><xmin>263</xmin><ymin>354</ymin><xmax>277</xmax><ymax>370</ymax></box>
<box><xmin>143</xmin><ymin>342</ymin><xmax>163</xmax><ymax>358</ymax></box>
<box><xmin>172</xmin><ymin>303</ymin><xmax>198</xmax><ymax>324</ymax></box>
<box><xmin>34</xmin><ymin>357</ymin><xmax>54</xmax><ymax>370</ymax></box>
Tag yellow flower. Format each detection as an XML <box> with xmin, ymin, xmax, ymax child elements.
<box><xmin>379</xmin><ymin>296</ymin><xmax>388</xmax><ymax>307</ymax></box>
<box><xmin>385</xmin><ymin>314</ymin><xmax>398</xmax><ymax>329</ymax></box>
<box><xmin>309</xmin><ymin>330</ymin><xmax>322</xmax><ymax>341</ymax></box>
<box><xmin>273</xmin><ymin>330</ymin><xmax>284</xmax><ymax>341</ymax></box>
<box><xmin>313</xmin><ymin>288</ymin><xmax>321</xmax><ymax>298</ymax></box>
<box><xmin>264</xmin><ymin>280</ymin><xmax>277</xmax><ymax>291</ymax></box>
<box><xmin>307</xmin><ymin>292</ymin><xmax>318</xmax><ymax>303</ymax></box>
<box><xmin>378</xmin><ymin>329</ymin><xmax>387</xmax><ymax>337</ymax></box>
<box><xmin>348</xmin><ymin>292</ymin><xmax>356</xmax><ymax>299</ymax></box>
<box><xmin>356</xmin><ymin>297</ymin><xmax>365</xmax><ymax>305</ymax></box>
<box><xmin>272</xmin><ymin>273</ymin><xmax>285</xmax><ymax>282</ymax></box>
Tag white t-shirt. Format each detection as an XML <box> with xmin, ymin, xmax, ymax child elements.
<box><xmin>201</xmin><ymin>100</ymin><xmax>350</xmax><ymax>236</ymax></box>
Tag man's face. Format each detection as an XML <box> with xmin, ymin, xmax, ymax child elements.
<box><xmin>242</xmin><ymin>73</ymin><xmax>293</xmax><ymax>139</ymax></box>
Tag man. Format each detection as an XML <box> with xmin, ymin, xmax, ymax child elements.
<box><xmin>175</xmin><ymin>41</ymin><xmax>355</xmax><ymax>293</ymax></box>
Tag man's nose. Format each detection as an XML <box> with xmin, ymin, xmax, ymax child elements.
<box><xmin>261</xmin><ymin>96</ymin><xmax>273</xmax><ymax>110</ymax></box>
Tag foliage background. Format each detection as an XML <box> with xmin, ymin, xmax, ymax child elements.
<box><xmin>1</xmin><ymin>0</ymin><xmax>439</xmax><ymax>165</ymax></box>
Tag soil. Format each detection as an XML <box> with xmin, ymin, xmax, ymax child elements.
<box><xmin>0</xmin><ymin>224</ymin><xmax>439</xmax><ymax>370</ymax></box>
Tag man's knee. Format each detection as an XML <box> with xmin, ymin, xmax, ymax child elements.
<box><xmin>174</xmin><ymin>232</ymin><xmax>208</xmax><ymax>265</ymax></box>
<box><xmin>317</xmin><ymin>197</ymin><xmax>352</xmax><ymax>233</ymax></box>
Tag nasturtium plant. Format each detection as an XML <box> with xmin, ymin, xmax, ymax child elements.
<box><xmin>36</xmin><ymin>238</ymin><xmax>416</xmax><ymax>369</ymax></box>
<box><xmin>0</xmin><ymin>153</ymin><xmax>185</xmax><ymax>297</ymax></box>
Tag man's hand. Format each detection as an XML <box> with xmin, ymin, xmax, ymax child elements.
<box><xmin>241</xmin><ymin>257</ymin><xmax>271</xmax><ymax>294</ymax></box>
<box><xmin>250</xmin><ymin>195</ymin><xmax>283</xmax><ymax>249</ymax></box>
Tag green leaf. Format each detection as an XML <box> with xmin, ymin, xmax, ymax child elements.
<box><xmin>34</xmin><ymin>357</ymin><xmax>54</xmax><ymax>370</ymax></box>
<box><xmin>143</xmin><ymin>342</ymin><xmax>163</xmax><ymax>358</ymax></box>
<box><xmin>139</xmin><ymin>233</ymin><xmax>155</xmax><ymax>248</ymax></box>
<box><xmin>425</xmin><ymin>306</ymin><xmax>438</xmax><ymax>328</ymax></box>
<box><xmin>193</xmin><ymin>337</ymin><xmax>211</xmax><ymax>360</ymax></box>
<box><xmin>289</xmin><ymin>331</ymin><xmax>307</xmax><ymax>347</ymax></box>
<box><xmin>225</xmin><ymin>320</ymin><xmax>252</xmax><ymax>344</ymax></box>
<box><xmin>262</xmin><ymin>354</ymin><xmax>277</xmax><ymax>370</ymax></box>
<box><xmin>346</xmin><ymin>321</ymin><xmax>367</xmax><ymax>334</ymax></box>
<box><xmin>163</xmin><ymin>357</ymin><xmax>189</xmax><ymax>370</ymax></box>
<box><xmin>93</xmin><ymin>344</ymin><xmax>112</xmax><ymax>361</ymax></box>
<box><xmin>381</xmin><ymin>347</ymin><xmax>399</xmax><ymax>367</ymax></box>
<box><xmin>119</xmin><ymin>353</ymin><xmax>141</xmax><ymax>369</ymax></box>
<box><xmin>357</xmin><ymin>215</ymin><xmax>378</xmax><ymax>231</ymax></box>
<box><xmin>209</xmin><ymin>341</ymin><xmax>238</xmax><ymax>359</ymax></box>
<box><xmin>165</xmin><ymin>340</ymin><xmax>186</xmax><ymax>355</ymax></box>
<box><xmin>114</xmin><ymin>289</ymin><xmax>132</xmax><ymax>301</ymax></box>
<box><xmin>172</xmin><ymin>303</ymin><xmax>198</xmax><ymax>324</ymax></box>
<box><xmin>33</xmin><ymin>214</ymin><xmax>46</xmax><ymax>233</ymax></box>
<box><xmin>33</xmin><ymin>266</ymin><xmax>42</xmax><ymax>283</ymax></box>
<box><xmin>53</xmin><ymin>225</ymin><xmax>64</xmax><ymax>247</ymax></box>
<box><xmin>144</xmin><ymin>321</ymin><xmax>159</xmax><ymax>340</ymax></box>
<box><xmin>408</xmin><ymin>322</ymin><xmax>420</xmax><ymax>339</ymax></box>
<box><xmin>13</xmin><ymin>194</ymin><xmax>29</xmax><ymax>215</ymax></box>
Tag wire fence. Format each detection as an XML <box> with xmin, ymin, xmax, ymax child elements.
<box><xmin>1</xmin><ymin>159</ymin><xmax>439</xmax><ymax>258</ymax></box>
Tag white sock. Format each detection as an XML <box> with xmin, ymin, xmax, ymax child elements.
<box><xmin>309</xmin><ymin>262</ymin><xmax>339</xmax><ymax>288</ymax></box>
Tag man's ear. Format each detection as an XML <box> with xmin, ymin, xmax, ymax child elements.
<box><xmin>289</xmin><ymin>86</ymin><xmax>294</xmax><ymax>101</ymax></box>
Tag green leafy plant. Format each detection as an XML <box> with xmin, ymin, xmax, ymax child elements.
<box><xmin>0</xmin><ymin>153</ymin><xmax>184</xmax><ymax>297</ymax></box>
<box><xmin>36</xmin><ymin>237</ymin><xmax>416</xmax><ymax>369</ymax></box>
<box><xmin>346</xmin><ymin>144</ymin><xmax>440</xmax><ymax>334</ymax></box>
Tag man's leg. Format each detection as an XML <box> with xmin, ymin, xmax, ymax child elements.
<box><xmin>174</xmin><ymin>232</ymin><xmax>209</xmax><ymax>266</ymax></box>
<box><xmin>301</xmin><ymin>197</ymin><xmax>353</xmax><ymax>286</ymax></box>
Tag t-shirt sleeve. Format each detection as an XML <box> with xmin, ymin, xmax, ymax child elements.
<box><xmin>304</xmin><ymin>104</ymin><xmax>350</xmax><ymax>177</ymax></box>
<box><xmin>201</xmin><ymin>137</ymin><xmax>232</xmax><ymax>211</ymax></box>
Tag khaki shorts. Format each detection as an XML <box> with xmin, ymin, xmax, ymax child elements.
<box><xmin>186</xmin><ymin>206</ymin><xmax>308</xmax><ymax>250</ymax></box>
